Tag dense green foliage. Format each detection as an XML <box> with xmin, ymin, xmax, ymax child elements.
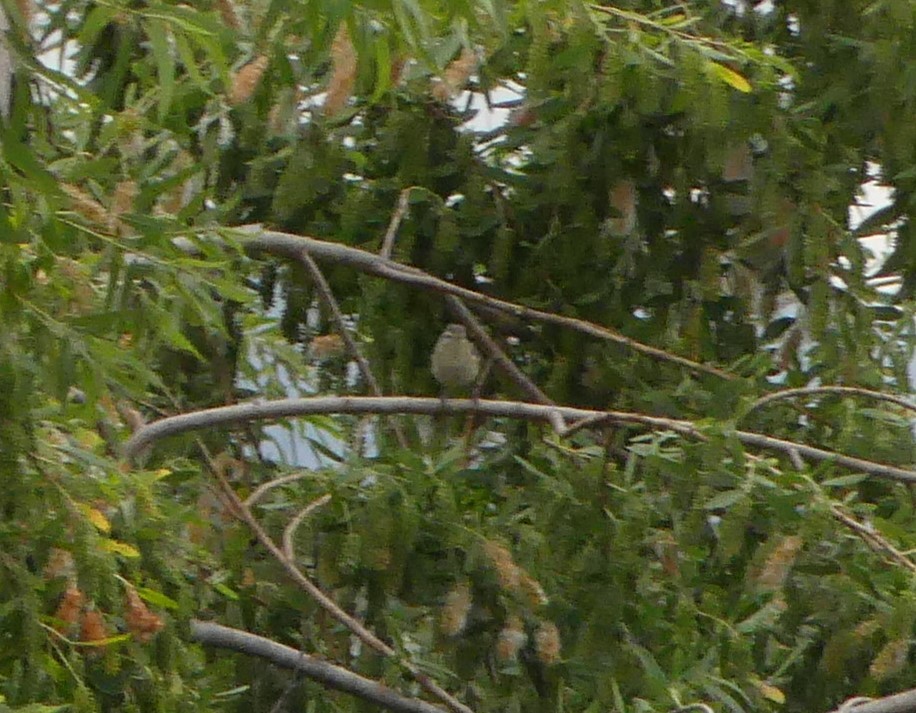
<box><xmin>1</xmin><ymin>0</ymin><xmax>915</xmax><ymax>712</ymax></box>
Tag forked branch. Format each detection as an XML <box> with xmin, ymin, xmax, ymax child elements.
<box><xmin>235</xmin><ymin>226</ymin><xmax>735</xmax><ymax>380</ymax></box>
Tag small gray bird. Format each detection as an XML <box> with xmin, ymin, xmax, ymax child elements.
<box><xmin>431</xmin><ymin>323</ymin><xmax>481</xmax><ymax>394</ymax></box>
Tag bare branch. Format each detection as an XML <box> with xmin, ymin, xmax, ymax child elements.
<box><xmin>189</xmin><ymin>620</ymin><xmax>451</xmax><ymax>713</ymax></box>
<box><xmin>236</xmin><ymin>226</ymin><xmax>734</xmax><ymax>380</ymax></box>
<box><xmin>245</xmin><ymin>472</ymin><xmax>313</xmax><ymax>508</ymax></box>
<box><xmin>379</xmin><ymin>188</ymin><xmax>414</xmax><ymax>260</ymax></box>
<box><xmin>559</xmin><ymin>413</ymin><xmax>615</xmax><ymax>438</ymax></box>
<box><xmin>830</xmin><ymin>505</ymin><xmax>916</xmax><ymax>574</ymax></box>
<box><xmin>787</xmin><ymin>447</ymin><xmax>805</xmax><ymax>471</ymax></box>
<box><xmin>734</xmin><ymin>429</ymin><xmax>916</xmax><ymax>483</ymax></box>
<box><xmin>299</xmin><ymin>251</ymin><xmax>410</xmax><ymax>449</ymax></box>
<box><xmin>124</xmin><ymin>395</ymin><xmax>916</xmax><ymax>483</ymax></box>
<box><xmin>744</xmin><ymin>386</ymin><xmax>916</xmax><ymax>420</ymax></box>
<box><xmin>282</xmin><ymin>494</ymin><xmax>332</xmax><ymax>562</ymax></box>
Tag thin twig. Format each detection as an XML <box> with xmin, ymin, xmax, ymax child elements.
<box><xmin>123</xmin><ymin>396</ymin><xmax>916</xmax><ymax>483</ymax></box>
<box><xmin>282</xmin><ymin>494</ymin><xmax>332</xmax><ymax>562</ymax></box>
<box><xmin>245</xmin><ymin>472</ymin><xmax>313</xmax><ymax>508</ymax></box>
<box><xmin>205</xmin><ymin>457</ymin><xmax>474</xmax><ymax>713</ymax></box>
<box><xmin>189</xmin><ymin>620</ymin><xmax>451</xmax><ymax>713</ymax></box>
<box><xmin>787</xmin><ymin>447</ymin><xmax>805</xmax><ymax>471</ymax></box>
<box><xmin>560</xmin><ymin>413</ymin><xmax>616</xmax><ymax>438</ymax></box>
<box><xmin>236</xmin><ymin>226</ymin><xmax>735</xmax><ymax>380</ymax></box>
<box><xmin>299</xmin><ymin>252</ymin><xmax>410</xmax><ymax>450</ymax></box>
<box><xmin>267</xmin><ymin>671</ymin><xmax>303</xmax><ymax>713</ymax></box>
<box><xmin>379</xmin><ymin>188</ymin><xmax>413</xmax><ymax>260</ymax></box>
<box><xmin>671</xmin><ymin>705</ymin><xmax>715</xmax><ymax>713</ymax></box>
<box><xmin>446</xmin><ymin>296</ymin><xmax>566</xmax><ymax>431</ymax></box>
<box><xmin>829</xmin><ymin>505</ymin><xmax>916</xmax><ymax>574</ymax></box>
<box><xmin>744</xmin><ymin>386</ymin><xmax>916</xmax><ymax>420</ymax></box>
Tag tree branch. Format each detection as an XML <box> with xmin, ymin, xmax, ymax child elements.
<box><xmin>189</xmin><ymin>620</ymin><xmax>451</xmax><ymax>713</ymax></box>
<box><xmin>446</xmin><ymin>296</ymin><xmax>566</xmax><ymax>431</ymax></box>
<box><xmin>379</xmin><ymin>188</ymin><xmax>414</xmax><ymax>260</ymax></box>
<box><xmin>235</xmin><ymin>225</ymin><xmax>735</xmax><ymax>380</ymax></box>
<box><xmin>829</xmin><ymin>504</ymin><xmax>916</xmax><ymax>574</ymax></box>
<box><xmin>744</xmin><ymin>386</ymin><xmax>916</xmax><ymax>420</ymax></box>
<box><xmin>123</xmin><ymin>395</ymin><xmax>916</xmax><ymax>483</ymax></box>
<box><xmin>282</xmin><ymin>494</ymin><xmax>332</xmax><ymax>562</ymax></box>
<box><xmin>299</xmin><ymin>251</ymin><xmax>410</xmax><ymax>450</ymax></box>
<box><xmin>827</xmin><ymin>690</ymin><xmax>916</xmax><ymax>713</ymax></box>
<box><xmin>245</xmin><ymin>472</ymin><xmax>313</xmax><ymax>508</ymax></box>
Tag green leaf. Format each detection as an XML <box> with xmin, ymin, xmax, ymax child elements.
<box><xmin>174</xmin><ymin>32</ymin><xmax>210</xmax><ymax>92</ymax></box>
<box><xmin>135</xmin><ymin>586</ymin><xmax>180</xmax><ymax>610</ymax></box>
<box><xmin>145</xmin><ymin>19</ymin><xmax>176</xmax><ymax>120</ymax></box>
<box><xmin>704</xmin><ymin>489</ymin><xmax>747</xmax><ymax>510</ymax></box>
<box><xmin>213</xmin><ymin>582</ymin><xmax>240</xmax><ymax>601</ymax></box>
<box><xmin>372</xmin><ymin>37</ymin><xmax>392</xmax><ymax>101</ymax></box>
<box><xmin>2</xmin><ymin>138</ymin><xmax>60</xmax><ymax>195</ymax></box>
<box><xmin>76</xmin><ymin>5</ymin><xmax>120</xmax><ymax>51</ymax></box>
<box><xmin>6</xmin><ymin>703</ymin><xmax>73</xmax><ymax>712</ymax></box>
<box><xmin>142</xmin><ymin>6</ymin><xmax>220</xmax><ymax>36</ymax></box>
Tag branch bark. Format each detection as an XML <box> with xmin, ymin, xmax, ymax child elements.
<box><xmin>189</xmin><ymin>620</ymin><xmax>450</xmax><ymax>713</ymax></box>
<box><xmin>298</xmin><ymin>251</ymin><xmax>410</xmax><ymax>450</ymax></box>
<box><xmin>123</xmin><ymin>395</ymin><xmax>916</xmax><ymax>483</ymax></box>
<box><xmin>827</xmin><ymin>690</ymin><xmax>916</xmax><ymax>713</ymax></box>
<box><xmin>744</xmin><ymin>385</ymin><xmax>916</xmax><ymax>419</ymax></box>
<box><xmin>446</xmin><ymin>296</ymin><xmax>566</xmax><ymax>432</ymax></box>
<box><xmin>235</xmin><ymin>225</ymin><xmax>734</xmax><ymax>380</ymax></box>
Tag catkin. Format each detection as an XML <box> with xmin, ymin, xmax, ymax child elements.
<box><xmin>324</xmin><ymin>25</ymin><xmax>357</xmax><ymax>117</ymax></box>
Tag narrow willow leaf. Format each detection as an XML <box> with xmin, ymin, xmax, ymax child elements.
<box><xmin>135</xmin><ymin>586</ymin><xmax>180</xmax><ymax>610</ymax></box>
<box><xmin>704</xmin><ymin>489</ymin><xmax>747</xmax><ymax>510</ymax></box>
<box><xmin>144</xmin><ymin>19</ymin><xmax>176</xmax><ymax>120</ymax></box>
<box><xmin>79</xmin><ymin>504</ymin><xmax>112</xmax><ymax>534</ymax></box>
<box><xmin>708</xmin><ymin>61</ymin><xmax>752</xmax><ymax>92</ymax></box>
<box><xmin>101</xmin><ymin>540</ymin><xmax>141</xmax><ymax>558</ymax></box>
<box><xmin>213</xmin><ymin>582</ymin><xmax>240</xmax><ymax>600</ymax></box>
<box><xmin>372</xmin><ymin>37</ymin><xmax>392</xmax><ymax>101</ymax></box>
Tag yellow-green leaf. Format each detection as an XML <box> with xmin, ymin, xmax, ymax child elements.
<box><xmin>708</xmin><ymin>61</ymin><xmax>752</xmax><ymax>92</ymax></box>
<box><xmin>74</xmin><ymin>632</ymin><xmax>132</xmax><ymax>648</ymax></box>
<box><xmin>757</xmin><ymin>681</ymin><xmax>786</xmax><ymax>705</ymax></box>
<box><xmin>101</xmin><ymin>540</ymin><xmax>141</xmax><ymax>558</ymax></box>
<box><xmin>79</xmin><ymin>504</ymin><xmax>111</xmax><ymax>534</ymax></box>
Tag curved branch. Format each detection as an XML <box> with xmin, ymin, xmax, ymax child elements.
<box><xmin>189</xmin><ymin>620</ymin><xmax>450</xmax><ymax>713</ymax></box>
<box><xmin>245</xmin><ymin>472</ymin><xmax>313</xmax><ymax>508</ymax></box>
<box><xmin>234</xmin><ymin>225</ymin><xmax>734</xmax><ymax>380</ymax></box>
<box><xmin>123</xmin><ymin>396</ymin><xmax>916</xmax><ymax>483</ymax></box>
<box><xmin>744</xmin><ymin>386</ymin><xmax>916</xmax><ymax>419</ymax></box>
<box><xmin>282</xmin><ymin>494</ymin><xmax>332</xmax><ymax>562</ymax></box>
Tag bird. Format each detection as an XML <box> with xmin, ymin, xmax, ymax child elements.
<box><xmin>431</xmin><ymin>323</ymin><xmax>481</xmax><ymax>395</ymax></box>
